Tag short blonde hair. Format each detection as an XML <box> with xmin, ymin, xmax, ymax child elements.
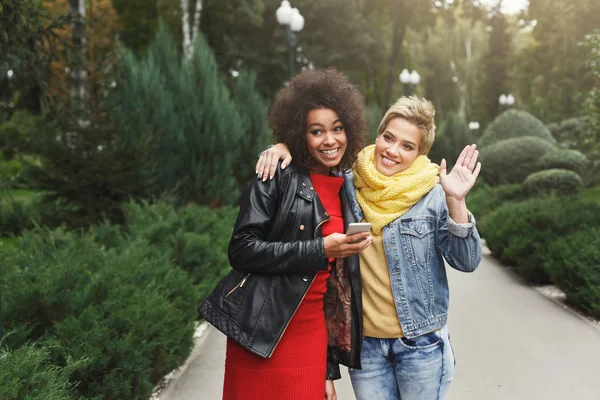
<box><xmin>377</xmin><ymin>96</ymin><xmax>436</xmax><ymax>155</ymax></box>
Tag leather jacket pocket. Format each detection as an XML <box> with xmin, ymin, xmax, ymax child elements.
<box><xmin>214</xmin><ymin>269</ymin><xmax>253</xmax><ymax>315</ymax></box>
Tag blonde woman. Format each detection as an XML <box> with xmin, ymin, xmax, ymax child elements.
<box><xmin>256</xmin><ymin>96</ymin><xmax>482</xmax><ymax>399</ymax></box>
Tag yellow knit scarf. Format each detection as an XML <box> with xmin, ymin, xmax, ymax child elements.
<box><xmin>352</xmin><ymin>145</ymin><xmax>440</xmax><ymax>235</ymax></box>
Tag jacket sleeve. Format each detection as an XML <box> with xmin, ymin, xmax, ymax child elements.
<box><xmin>326</xmin><ymin>346</ymin><xmax>341</xmax><ymax>380</ymax></box>
<box><xmin>437</xmin><ymin>195</ymin><xmax>482</xmax><ymax>273</ymax></box>
<box><xmin>228</xmin><ymin>169</ymin><xmax>329</xmax><ymax>275</ymax></box>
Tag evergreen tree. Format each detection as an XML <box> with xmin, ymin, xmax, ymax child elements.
<box><xmin>113</xmin><ymin>24</ymin><xmax>242</xmax><ymax>205</ymax></box>
<box><xmin>231</xmin><ymin>71</ymin><xmax>271</xmax><ymax>192</ymax></box>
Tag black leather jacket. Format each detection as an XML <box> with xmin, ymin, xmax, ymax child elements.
<box><xmin>199</xmin><ymin>163</ymin><xmax>363</xmax><ymax>380</ymax></box>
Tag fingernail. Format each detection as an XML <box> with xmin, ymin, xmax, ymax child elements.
<box><xmin>270</xmin><ymin>175</ymin><xmax>274</xmax><ymax>180</ymax></box>
<box><xmin>263</xmin><ymin>177</ymin><xmax>267</xmax><ymax>182</ymax></box>
<box><xmin>282</xmin><ymin>164</ymin><xmax>286</xmax><ymax>169</ymax></box>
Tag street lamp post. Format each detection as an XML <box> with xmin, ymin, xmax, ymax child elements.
<box><xmin>399</xmin><ymin>68</ymin><xmax>420</xmax><ymax>96</ymax></box>
<box><xmin>498</xmin><ymin>93</ymin><xmax>515</xmax><ymax>112</ymax></box>
<box><xmin>276</xmin><ymin>1</ymin><xmax>304</xmax><ymax>80</ymax></box>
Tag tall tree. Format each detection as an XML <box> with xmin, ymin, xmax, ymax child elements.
<box><xmin>478</xmin><ymin>6</ymin><xmax>510</xmax><ymax>125</ymax></box>
<box><xmin>515</xmin><ymin>0</ymin><xmax>600</xmax><ymax>122</ymax></box>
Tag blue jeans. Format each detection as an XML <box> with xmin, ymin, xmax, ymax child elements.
<box><xmin>349</xmin><ymin>326</ymin><xmax>455</xmax><ymax>400</ymax></box>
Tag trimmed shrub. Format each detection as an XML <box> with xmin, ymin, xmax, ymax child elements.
<box><xmin>466</xmin><ymin>182</ymin><xmax>525</xmax><ymax>227</ymax></box>
<box><xmin>547</xmin><ymin>116</ymin><xmax>590</xmax><ymax>147</ymax></box>
<box><xmin>545</xmin><ymin>228</ymin><xmax>600</xmax><ymax>319</ymax></box>
<box><xmin>0</xmin><ymin>229</ymin><xmax>197</xmax><ymax>400</ymax></box>
<box><xmin>481</xmin><ymin>197</ymin><xmax>600</xmax><ymax>284</ymax></box>
<box><xmin>0</xmin><ymin>344</ymin><xmax>74</xmax><ymax>400</ymax></box>
<box><xmin>523</xmin><ymin>168</ymin><xmax>583</xmax><ymax>197</ymax></box>
<box><xmin>536</xmin><ymin>149</ymin><xmax>588</xmax><ymax>174</ymax></box>
<box><xmin>478</xmin><ymin>109</ymin><xmax>556</xmax><ymax>148</ymax></box>
<box><xmin>479</xmin><ymin>136</ymin><xmax>556</xmax><ymax>185</ymax></box>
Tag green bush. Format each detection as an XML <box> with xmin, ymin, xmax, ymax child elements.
<box><xmin>523</xmin><ymin>168</ymin><xmax>583</xmax><ymax>196</ymax></box>
<box><xmin>545</xmin><ymin>228</ymin><xmax>600</xmax><ymax>319</ymax></box>
<box><xmin>0</xmin><ymin>197</ymin><xmax>39</xmax><ymax>236</ymax></box>
<box><xmin>0</xmin><ymin>344</ymin><xmax>74</xmax><ymax>400</ymax></box>
<box><xmin>481</xmin><ymin>197</ymin><xmax>600</xmax><ymax>284</ymax></box>
<box><xmin>547</xmin><ymin>117</ymin><xmax>590</xmax><ymax>147</ymax></box>
<box><xmin>0</xmin><ymin>157</ymin><xmax>23</xmax><ymax>183</ymax></box>
<box><xmin>0</xmin><ymin>229</ymin><xmax>197</xmax><ymax>400</ymax></box>
<box><xmin>536</xmin><ymin>149</ymin><xmax>588</xmax><ymax>174</ymax></box>
<box><xmin>478</xmin><ymin>109</ymin><xmax>556</xmax><ymax>148</ymax></box>
<box><xmin>124</xmin><ymin>202</ymin><xmax>237</xmax><ymax>303</ymax></box>
<box><xmin>479</xmin><ymin>136</ymin><xmax>556</xmax><ymax>185</ymax></box>
<box><xmin>0</xmin><ymin>110</ymin><xmax>42</xmax><ymax>159</ymax></box>
<box><xmin>466</xmin><ymin>182</ymin><xmax>525</xmax><ymax>225</ymax></box>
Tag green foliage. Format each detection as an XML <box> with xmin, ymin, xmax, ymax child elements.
<box><xmin>547</xmin><ymin>117</ymin><xmax>590</xmax><ymax>145</ymax></box>
<box><xmin>481</xmin><ymin>197</ymin><xmax>600</xmax><ymax>284</ymax></box>
<box><xmin>523</xmin><ymin>169</ymin><xmax>583</xmax><ymax>197</ymax></box>
<box><xmin>0</xmin><ymin>228</ymin><xmax>197</xmax><ymax>400</ymax></box>
<box><xmin>535</xmin><ymin>149</ymin><xmax>588</xmax><ymax>174</ymax></box>
<box><xmin>479</xmin><ymin>136</ymin><xmax>556</xmax><ymax>185</ymax></box>
<box><xmin>0</xmin><ymin>196</ymin><xmax>39</xmax><ymax>236</ymax></box>
<box><xmin>123</xmin><ymin>202</ymin><xmax>237</xmax><ymax>302</ymax></box>
<box><xmin>477</xmin><ymin>9</ymin><xmax>510</xmax><ymax>125</ymax></box>
<box><xmin>231</xmin><ymin>71</ymin><xmax>271</xmax><ymax>192</ymax></box>
<box><xmin>0</xmin><ymin>110</ymin><xmax>42</xmax><ymax>159</ymax></box>
<box><xmin>0</xmin><ymin>157</ymin><xmax>23</xmax><ymax>184</ymax></box>
<box><xmin>581</xmin><ymin>32</ymin><xmax>600</xmax><ymax>186</ymax></box>
<box><xmin>545</xmin><ymin>228</ymin><xmax>600</xmax><ymax>319</ymax></box>
<box><xmin>0</xmin><ymin>344</ymin><xmax>74</xmax><ymax>400</ymax></box>
<box><xmin>112</xmin><ymin>0</ymin><xmax>159</xmax><ymax>53</ymax></box>
<box><xmin>0</xmin><ymin>0</ymin><xmax>68</xmax><ymax>114</ymax></box>
<box><xmin>366</xmin><ymin>103</ymin><xmax>383</xmax><ymax>143</ymax></box>
<box><xmin>515</xmin><ymin>0</ymin><xmax>600</xmax><ymax>122</ymax></box>
<box><xmin>583</xmin><ymin>186</ymin><xmax>600</xmax><ymax>203</ymax></box>
<box><xmin>22</xmin><ymin>110</ymin><xmax>159</xmax><ymax>227</ymax></box>
<box><xmin>113</xmin><ymin>24</ymin><xmax>242</xmax><ymax>205</ymax></box>
<box><xmin>466</xmin><ymin>182</ymin><xmax>525</xmax><ymax>224</ymax></box>
<box><xmin>478</xmin><ymin>109</ymin><xmax>556</xmax><ymax>149</ymax></box>
<box><xmin>428</xmin><ymin>111</ymin><xmax>472</xmax><ymax>167</ymax></box>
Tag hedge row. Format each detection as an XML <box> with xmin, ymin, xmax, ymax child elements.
<box><xmin>0</xmin><ymin>202</ymin><xmax>237</xmax><ymax>399</ymax></box>
<box><xmin>481</xmin><ymin>197</ymin><xmax>600</xmax><ymax>318</ymax></box>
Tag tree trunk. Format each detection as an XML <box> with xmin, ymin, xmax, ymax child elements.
<box><xmin>69</xmin><ymin>0</ymin><xmax>88</xmax><ymax>121</ymax></box>
<box><xmin>383</xmin><ymin>19</ymin><xmax>406</xmax><ymax>109</ymax></box>
<box><xmin>181</xmin><ymin>0</ymin><xmax>202</xmax><ymax>59</ymax></box>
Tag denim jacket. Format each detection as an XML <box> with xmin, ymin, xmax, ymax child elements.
<box><xmin>344</xmin><ymin>174</ymin><xmax>482</xmax><ymax>339</ymax></box>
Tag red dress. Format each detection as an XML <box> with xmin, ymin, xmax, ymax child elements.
<box><xmin>223</xmin><ymin>174</ymin><xmax>345</xmax><ymax>400</ymax></box>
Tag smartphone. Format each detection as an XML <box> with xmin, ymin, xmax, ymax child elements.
<box><xmin>346</xmin><ymin>222</ymin><xmax>372</xmax><ymax>236</ymax></box>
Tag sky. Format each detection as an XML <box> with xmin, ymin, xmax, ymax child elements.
<box><xmin>481</xmin><ymin>0</ymin><xmax>529</xmax><ymax>14</ymax></box>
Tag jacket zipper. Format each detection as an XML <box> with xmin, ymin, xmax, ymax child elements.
<box><xmin>268</xmin><ymin>214</ymin><xmax>330</xmax><ymax>357</ymax></box>
<box><xmin>225</xmin><ymin>273</ymin><xmax>251</xmax><ymax>297</ymax></box>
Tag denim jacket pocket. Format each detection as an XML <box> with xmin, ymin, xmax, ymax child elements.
<box><xmin>400</xmin><ymin>217</ymin><xmax>436</xmax><ymax>265</ymax></box>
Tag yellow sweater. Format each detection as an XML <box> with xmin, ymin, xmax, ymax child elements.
<box><xmin>360</xmin><ymin>231</ymin><xmax>403</xmax><ymax>338</ymax></box>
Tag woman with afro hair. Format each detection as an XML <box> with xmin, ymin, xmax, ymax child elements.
<box><xmin>199</xmin><ymin>68</ymin><xmax>372</xmax><ymax>400</ymax></box>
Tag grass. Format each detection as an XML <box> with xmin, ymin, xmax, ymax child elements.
<box><xmin>583</xmin><ymin>186</ymin><xmax>600</xmax><ymax>203</ymax></box>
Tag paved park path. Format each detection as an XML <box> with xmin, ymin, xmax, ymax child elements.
<box><xmin>162</xmin><ymin>254</ymin><xmax>600</xmax><ymax>400</ymax></box>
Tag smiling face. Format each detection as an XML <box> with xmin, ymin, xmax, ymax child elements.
<box><xmin>305</xmin><ymin>108</ymin><xmax>348</xmax><ymax>175</ymax></box>
<box><xmin>374</xmin><ymin>117</ymin><xmax>422</xmax><ymax>176</ymax></box>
